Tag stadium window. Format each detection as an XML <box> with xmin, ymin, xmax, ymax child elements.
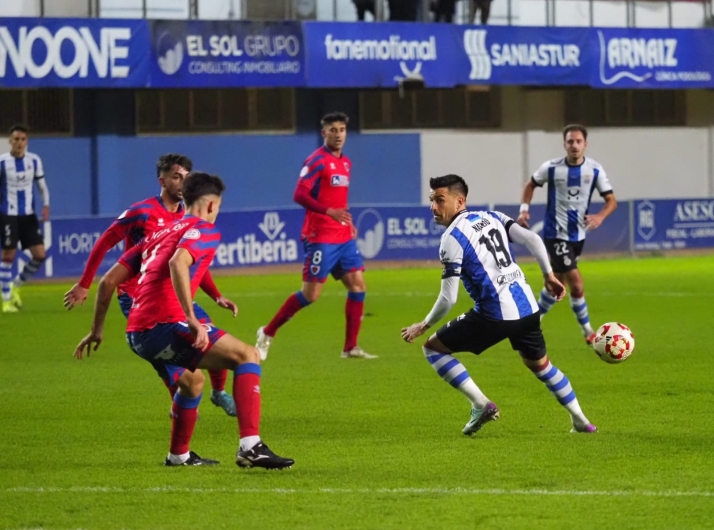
<box><xmin>359</xmin><ymin>87</ymin><xmax>501</xmax><ymax>129</ymax></box>
<box><xmin>0</xmin><ymin>89</ymin><xmax>72</xmax><ymax>135</ymax></box>
<box><xmin>135</xmin><ymin>89</ymin><xmax>295</xmax><ymax>133</ymax></box>
<box><xmin>565</xmin><ymin>88</ymin><xmax>685</xmax><ymax>127</ymax></box>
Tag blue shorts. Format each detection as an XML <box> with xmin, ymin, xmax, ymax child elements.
<box><xmin>302</xmin><ymin>239</ymin><xmax>365</xmax><ymax>283</ymax></box>
<box><xmin>126</xmin><ymin>322</ymin><xmax>226</xmax><ymax>373</ymax></box>
<box><xmin>118</xmin><ymin>293</ymin><xmax>214</xmax><ymax>388</ymax></box>
<box><xmin>117</xmin><ymin>293</ymin><xmax>211</xmax><ymax>323</ymax></box>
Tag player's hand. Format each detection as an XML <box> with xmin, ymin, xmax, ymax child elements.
<box><xmin>74</xmin><ymin>330</ymin><xmax>102</xmax><ymax>360</ymax></box>
<box><xmin>64</xmin><ymin>283</ymin><xmax>89</xmax><ymax>310</ymax></box>
<box><xmin>401</xmin><ymin>321</ymin><xmax>430</xmax><ymax>343</ymax></box>
<box><xmin>327</xmin><ymin>208</ymin><xmax>352</xmax><ymax>226</ymax></box>
<box><xmin>544</xmin><ymin>273</ymin><xmax>565</xmax><ymax>301</ymax></box>
<box><xmin>216</xmin><ymin>296</ymin><xmax>238</xmax><ymax>317</ymax></box>
<box><xmin>517</xmin><ymin>211</ymin><xmax>530</xmax><ymax>228</ymax></box>
<box><xmin>41</xmin><ymin>205</ymin><xmax>50</xmax><ymax>222</ymax></box>
<box><xmin>585</xmin><ymin>214</ymin><xmax>603</xmax><ymax>231</ymax></box>
<box><xmin>350</xmin><ymin>223</ymin><xmax>358</xmax><ymax>239</ymax></box>
<box><xmin>188</xmin><ymin>318</ymin><xmax>209</xmax><ymax>351</ymax></box>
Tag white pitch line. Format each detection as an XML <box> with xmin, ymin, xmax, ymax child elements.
<box><xmin>3</xmin><ymin>486</ymin><xmax>713</xmax><ymax>498</ymax></box>
<box><xmin>216</xmin><ymin>291</ymin><xmax>711</xmax><ymax>299</ymax></box>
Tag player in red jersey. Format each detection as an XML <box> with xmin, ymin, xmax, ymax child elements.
<box><xmin>74</xmin><ymin>173</ymin><xmax>294</xmax><ymax>469</ymax></box>
<box><xmin>63</xmin><ymin>154</ymin><xmax>237</xmax><ymax>416</ymax></box>
<box><xmin>256</xmin><ymin>112</ymin><xmax>376</xmax><ymax>360</ymax></box>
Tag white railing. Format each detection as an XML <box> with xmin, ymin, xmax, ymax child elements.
<box><xmin>5</xmin><ymin>0</ymin><xmax>713</xmax><ymax>27</ymax></box>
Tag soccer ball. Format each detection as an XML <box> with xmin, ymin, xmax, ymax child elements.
<box><xmin>592</xmin><ymin>322</ymin><xmax>635</xmax><ymax>363</ymax></box>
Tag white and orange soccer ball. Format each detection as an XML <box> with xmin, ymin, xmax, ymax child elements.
<box><xmin>592</xmin><ymin>322</ymin><xmax>635</xmax><ymax>364</ymax></box>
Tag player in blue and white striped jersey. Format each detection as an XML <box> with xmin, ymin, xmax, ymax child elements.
<box><xmin>0</xmin><ymin>124</ymin><xmax>50</xmax><ymax>313</ymax></box>
<box><xmin>518</xmin><ymin>125</ymin><xmax>617</xmax><ymax>345</ymax></box>
<box><xmin>402</xmin><ymin>174</ymin><xmax>597</xmax><ymax>436</ymax></box>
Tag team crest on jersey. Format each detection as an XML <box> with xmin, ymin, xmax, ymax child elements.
<box><xmin>183</xmin><ymin>228</ymin><xmax>201</xmax><ymax>240</ymax></box>
<box><xmin>331</xmin><ymin>175</ymin><xmax>349</xmax><ymax>187</ymax></box>
<box><xmin>343</xmin><ymin>162</ymin><xmax>349</xmax><ymax>171</ymax></box>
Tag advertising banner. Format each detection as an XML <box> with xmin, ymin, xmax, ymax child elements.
<box><xmin>456</xmin><ymin>26</ymin><xmax>591</xmax><ymax>86</ymax></box>
<box><xmin>302</xmin><ymin>21</ymin><xmax>458</xmax><ymax>88</ymax></box>
<box><xmin>0</xmin><ymin>18</ymin><xmax>150</xmax><ymax>88</ymax></box>
<box><xmin>149</xmin><ymin>20</ymin><xmax>304</xmax><ymax>87</ymax></box>
<box><xmin>591</xmin><ymin>28</ymin><xmax>714</xmax><ymax>89</ymax></box>
<box><xmin>494</xmin><ymin>203</ymin><xmax>631</xmax><ymax>257</ymax></box>
<box><xmin>634</xmin><ymin>199</ymin><xmax>714</xmax><ymax>250</ymax></box>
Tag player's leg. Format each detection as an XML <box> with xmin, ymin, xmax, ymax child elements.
<box><xmin>562</xmin><ymin>243</ymin><xmax>595</xmax><ymax>343</ymax></box>
<box><xmin>537</xmin><ymin>239</ymin><xmax>563</xmax><ymax>318</ymax></box>
<box><xmin>163</xmin><ymin>367</ymin><xmax>218</xmax><ymax>466</ymax></box>
<box><xmin>1</xmin><ymin>215</ymin><xmax>18</xmax><ymax>312</ymax></box>
<box><xmin>512</xmin><ymin>314</ymin><xmax>596</xmax><ymax>433</ymax></box>
<box><xmin>10</xmin><ymin>216</ymin><xmax>46</xmax><ymax>308</ymax></box>
<box><xmin>425</xmin><ymin>310</ymin><xmax>503</xmax><ymax>434</ymax></box>
<box><xmin>193</xmin><ymin>301</ymin><xmax>235</xmax><ymax>416</ymax></box>
<box><xmin>257</xmin><ymin>242</ymin><xmax>334</xmax><ymax>357</ymax></box>
<box><xmin>196</xmin><ymin>333</ymin><xmax>294</xmax><ymax>469</ymax></box>
<box><xmin>337</xmin><ymin>241</ymin><xmax>375</xmax><ymax>359</ymax></box>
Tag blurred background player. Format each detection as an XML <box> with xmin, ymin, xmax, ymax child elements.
<box><xmin>63</xmin><ymin>154</ymin><xmax>237</xmax><ymax>416</ymax></box>
<box><xmin>0</xmin><ymin>124</ymin><xmax>50</xmax><ymax>313</ymax></box>
<box><xmin>75</xmin><ymin>172</ymin><xmax>294</xmax><ymax>469</ymax></box>
<box><xmin>402</xmin><ymin>174</ymin><xmax>597</xmax><ymax>435</ymax></box>
<box><xmin>256</xmin><ymin>112</ymin><xmax>375</xmax><ymax>360</ymax></box>
<box><xmin>517</xmin><ymin>125</ymin><xmax>617</xmax><ymax>345</ymax></box>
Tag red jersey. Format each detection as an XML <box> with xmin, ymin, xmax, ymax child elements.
<box><xmin>122</xmin><ymin>215</ymin><xmax>221</xmax><ymax>332</ymax></box>
<box><xmin>79</xmin><ymin>195</ymin><xmax>184</xmax><ymax>298</ymax></box>
<box><xmin>294</xmin><ymin>146</ymin><xmax>352</xmax><ymax>244</ymax></box>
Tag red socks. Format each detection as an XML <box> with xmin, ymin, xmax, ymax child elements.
<box><xmin>169</xmin><ymin>393</ymin><xmax>201</xmax><ymax>455</ymax></box>
<box><xmin>264</xmin><ymin>291</ymin><xmax>311</xmax><ymax>337</ymax></box>
<box><xmin>233</xmin><ymin>364</ymin><xmax>262</xmax><ymax>438</ymax></box>
<box><xmin>208</xmin><ymin>370</ymin><xmax>227</xmax><ymax>392</ymax></box>
<box><xmin>344</xmin><ymin>292</ymin><xmax>366</xmax><ymax>352</ymax></box>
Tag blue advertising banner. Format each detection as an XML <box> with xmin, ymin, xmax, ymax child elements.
<box><xmin>494</xmin><ymin>203</ymin><xmax>631</xmax><ymax>256</ymax></box>
<box><xmin>456</xmin><ymin>26</ymin><xmax>591</xmax><ymax>86</ymax></box>
<box><xmin>0</xmin><ymin>18</ymin><xmax>149</xmax><ymax>88</ymax></box>
<box><xmin>352</xmin><ymin>205</ymin><xmax>487</xmax><ymax>261</ymax></box>
<box><xmin>149</xmin><ymin>20</ymin><xmax>304</xmax><ymax>87</ymax></box>
<box><xmin>302</xmin><ymin>21</ymin><xmax>459</xmax><ymax>88</ymax></box>
<box><xmin>19</xmin><ymin>200</ymin><xmax>714</xmax><ymax>280</ymax></box>
<box><xmin>591</xmin><ymin>28</ymin><xmax>714</xmax><ymax>89</ymax></box>
<box><xmin>634</xmin><ymin>199</ymin><xmax>714</xmax><ymax>250</ymax></box>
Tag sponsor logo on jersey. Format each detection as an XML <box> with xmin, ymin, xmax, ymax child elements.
<box><xmin>496</xmin><ymin>269</ymin><xmax>523</xmax><ymax>286</ymax></box>
<box><xmin>183</xmin><ymin>228</ymin><xmax>201</xmax><ymax>240</ymax></box>
<box><xmin>331</xmin><ymin>174</ymin><xmax>349</xmax><ymax>187</ymax></box>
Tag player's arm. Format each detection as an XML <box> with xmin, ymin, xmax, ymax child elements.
<box><xmin>200</xmin><ymin>271</ymin><xmax>237</xmax><ymax>317</ymax></box>
<box><xmin>518</xmin><ymin>162</ymin><xmax>549</xmax><ymax>228</ymax></box>
<box><xmin>585</xmin><ymin>170</ymin><xmax>617</xmax><ymax>230</ymax></box>
<box><xmin>65</xmin><ymin>208</ymin><xmax>142</xmax><ymax>309</ymax></box>
<box><xmin>169</xmin><ymin>247</ymin><xmax>209</xmax><ymax>350</ymax></box>
<box><xmin>34</xmin><ymin>156</ymin><xmax>50</xmax><ymax>222</ymax></box>
<box><xmin>293</xmin><ymin>160</ymin><xmax>352</xmax><ymax>225</ymax></box>
<box><xmin>401</xmin><ymin>241</ymin><xmax>462</xmax><ymax>343</ymax></box>
<box><xmin>504</xmin><ymin>218</ymin><xmax>565</xmax><ymax>301</ymax></box>
<box><xmin>73</xmin><ymin>245</ymin><xmax>141</xmax><ymax>359</ymax></box>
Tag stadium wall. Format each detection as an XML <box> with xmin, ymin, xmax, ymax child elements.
<box><xmin>419</xmin><ymin>128</ymin><xmax>714</xmax><ymax>206</ymax></box>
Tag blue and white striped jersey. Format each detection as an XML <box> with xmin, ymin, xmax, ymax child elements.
<box><xmin>0</xmin><ymin>151</ymin><xmax>46</xmax><ymax>216</ymax></box>
<box><xmin>532</xmin><ymin>157</ymin><xmax>613</xmax><ymax>243</ymax></box>
<box><xmin>440</xmin><ymin>210</ymin><xmax>539</xmax><ymax>321</ymax></box>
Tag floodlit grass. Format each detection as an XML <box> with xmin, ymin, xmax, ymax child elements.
<box><xmin>1</xmin><ymin>255</ymin><xmax>713</xmax><ymax>529</ymax></box>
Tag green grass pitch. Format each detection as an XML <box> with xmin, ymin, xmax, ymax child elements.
<box><xmin>1</xmin><ymin>255</ymin><xmax>713</xmax><ymax>529</ymax></box>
